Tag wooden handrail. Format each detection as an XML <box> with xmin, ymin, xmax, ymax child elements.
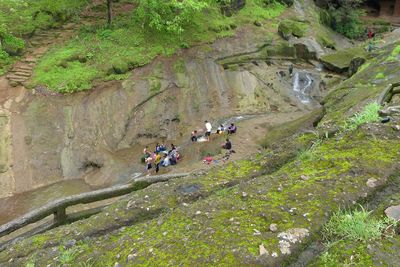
<box><xmin>378</xmin><ymin>82</ymin><xmax>400</xmax><ymax>105</ymax></box>
<box><xmin>0</xmin><ymin>173</ymin><xmax>190</xmax><ymax>239</ymax></box>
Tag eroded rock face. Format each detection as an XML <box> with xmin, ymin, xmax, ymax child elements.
<box><xmin>0</xmin><ymin>109</ymin><xmax>14</xmax><ymax>198</ymax></box>
<box><xmin>0</xmin><ymin>28</ymin><xmax>326</xmax><ymax>198</ymax></box>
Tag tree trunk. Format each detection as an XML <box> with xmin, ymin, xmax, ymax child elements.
<box><xmin>107</xmin><ymin>0</ymin><xmax>112</xmax><ymax>26</ymax></box>
<box><xmin>395</xmin><ymin>0</ymin><xmax>400</xmax><ymax>16</ymax></box>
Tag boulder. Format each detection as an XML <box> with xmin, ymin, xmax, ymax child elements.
<box><xmin>290</xmin><ymin>37</ymin><xmax>324</xmax><ymax>60</ymax></box>
<box><xmin>266</xmin><ymin>42</ymin><xmax>296</xmax><ymax>58</ymax></box>
<box><xmin>385</xmin><ymin>205</ymin><xmax>400</xmax><ymax>221</ymax></box>
<box><xmin>320</xmin><ymin>47</ymin><xmax>367</xmax><ymax>74</ymax></box>
<box><xmin>278</xmin><ymin>20</ymin><xmax>308</xmax><ymax>40</ymax></box>
<box><xmin>348</xmin><ymin>57</ymin><xmax>366</xmax><ymax>77</ymax></box>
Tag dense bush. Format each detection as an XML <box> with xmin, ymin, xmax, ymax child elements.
<box><xmin>135</xmin><ymin>0</ymin><xmax>209</xmax><ymax>34</ymax></box>
<box><xmin>1</xmin><ymin>34</ymin><xmax>25</xmax><ymax>56</ymax></box>
<box><xmin>0</xmin><ymin>0</ymin><xmax>88</xmax><ymax>35</ymax></box>
<box><xmin>327</xmin><ymin>0</ymin><xmax>366</xmax><ymax>39</ymax></box>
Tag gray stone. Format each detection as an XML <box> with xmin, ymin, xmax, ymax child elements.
<box><xmin>127</xmin><ymin>254</ymin><xmax>136</xmax><ymax>261</ymax></box>
<box><xmin>259</xmin><ymin>244</ymin><xmax>268</xmax><ymax>255</ymax></box>
<box><xmin>366</xmin><ymin>178</ymin><xmax>378</xmax><ymax>188</ymax></box>
<box><xmin>385</xmin><ymin>205</ymin><xmax>400</xmax><ymax>221</ymax></box>
<box><xmin>270</xmin><ymin>223</ymin><xmax>278</xmax><ymax>232</ymax></box>
<box><xmin>300</xmin><ymin>175</ymin><xmax>309</xmax><ymax>181</ymax></box>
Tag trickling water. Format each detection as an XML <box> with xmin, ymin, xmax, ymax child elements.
<box><xmin>293</xmin><ymin>71</ymin><xmax>313</xmax><ymax>104</ymax></box>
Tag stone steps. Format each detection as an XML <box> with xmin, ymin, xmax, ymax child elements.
<box><xmin>7</xmin><ymin>75</ymin><xmax>29</xmax><ymax>82</ymax></box>
<box><xmin>10</xmin><ymin>71</ymin><xmax>31</xmax><ymax>78</ymax></box>
<box><xmin>12</xmin><ymin>65</ymin><xmax>33</xmax><ymax>72</ymax></box>
<box><xmin>22</xmin><ymin>58</ymin><xmax>37</xmax><ymax>64</ymax></box>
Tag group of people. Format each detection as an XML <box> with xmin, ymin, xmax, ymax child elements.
<box><xmin>142</xmin><ymin>143</ymin><xmax>180</xmax><ymax>175</ymax></box>
<box><xmin>191</xmin><ymin>121</ymin><xmax>237</xmax><ymax>142</ymax></box>
<box><xmin>142</xmin><ymin>120</ymin><xmax>238</xmax><ymax>175</ymax></box>
<box><xmin>195</xmin><ymin>120</ymin><xmax>237</xmax><ymax>165</ymax></box>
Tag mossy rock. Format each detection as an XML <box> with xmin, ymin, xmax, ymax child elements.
<box><xmin>348</xmin><ymin>57</ymin><xmax>366</xmax><ymax>77</ymax></box>
<box><xmin>316</xmin><ymin>34</ymin><xmax>335</xmax><ymax>49</ymax></box>
<box><xmin>111</xmin><ymin>62</ymin><xmax>129</xmax><ymax>74</ymax></box>
<box><xmin>320</xmin><ymin>47</ymin><xmax>367</xmax><ymax>73</ymax></box>
<box><xmin>266</xmin><ymin>42</ymin><xmax>296</xmax><ymax>57</ymax></box>
<box><xmin>278</xmin><ymin>19</ymin><xmax>308</xmax><ymax>40</ymax></box>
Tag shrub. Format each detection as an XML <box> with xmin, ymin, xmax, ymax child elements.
<box><xmin>323</xmin><ymin>206</ymin><xmax>396</xmax><ymax>242</ymax></box>
<box><xmin>135</xmin><ymin>0</ymin><xmax>208</xmax><ymax>34</ymax></box>
<box><xmin>343</xmin><ymin>102</ymin><xmax>380</xmax><ymax>131</ymax></box>
<box><xmin>375</xmin><ymin>72</ymin><xmax>385</xmax><ymax>79</ymax></box>
<box><xmin>1</xmin><ymin>34</ymin><xmax>25</xmax><ymax>56</ymax></box>
<box><xmin>327</xmin><ymin>0</ymin><xmax>366</xmax><ymax>39</ymax></box>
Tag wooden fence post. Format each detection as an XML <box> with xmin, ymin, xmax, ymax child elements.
<box><xmin>54</xmin><ymin>207</ymin><xmax>67</xmax><ymax>225</ymax></box>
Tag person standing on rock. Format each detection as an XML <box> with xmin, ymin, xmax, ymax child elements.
<box><xmin>205</xmin><ymin>120</ymin><xmax>212</xmax><ymax>141</ymax></box>
<box><xmin>191</xmin><ymin>130</ymin><xmax>198</xmax><ymax>142</ymax></box>
<box><xmin>154</xmin><ymin>152</ymin><xmax>161</xmax><ymax>173</ymax></box>
<box><xmin>289</xmin><ymin>64</ymin><xmax>293</xmax><ymax>77</ymax></box>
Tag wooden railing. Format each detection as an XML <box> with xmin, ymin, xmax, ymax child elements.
<box><xmin>378</xmin><ymin>82</ymin><xmax>400</xmax><ymax>105</ymax></box>
<box><xmin>0</xmin><ymin>173</ymin><xmax>190</xmax><ymax>240</ymax></box>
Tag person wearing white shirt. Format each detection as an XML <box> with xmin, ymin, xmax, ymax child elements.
<box><xmin>205</xmin><ymin>120</ymin><xmax>212</xmax><ymax>141</ymax></box>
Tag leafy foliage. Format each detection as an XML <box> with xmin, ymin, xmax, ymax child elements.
<box><xmin>343</xmin><ymin>102</ymin><xmax>380</xmax><ymax>131</ymax></box>
<box><xmin>32</xmin><ymin>0</ymin><xmax>285</xmax><ymax>93</ymax></box>
<box><xmin>327</xmin><ymin>0</ymin><xmax>366</xmax><ymax>39</ymax></box>
<box><xmin>135</xmin><ymin>0</ymin><xmax>208</xmax><ymax>34</ymax></box>
<box><xmin>0</xmin><ymin>0</ymin><xmax>88</xmax><ymax>35</ymax></box>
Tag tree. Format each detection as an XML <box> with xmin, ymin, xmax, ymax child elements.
<box><xmin>135</xmin><ymin>0</ymin><xmax>208</xmax><ymax>34</ymax></box>
<box><xmin>106</xmin><ymin>0</ymin><xmax>112</xmax><ymax>26</ymax></box>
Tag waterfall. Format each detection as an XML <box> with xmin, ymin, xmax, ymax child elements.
<box><xmin>292</xmin><ymin>71</ymin><xmax>312</xmax><ymax>104</ymax></box>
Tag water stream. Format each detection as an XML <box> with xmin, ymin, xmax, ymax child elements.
<box><xmin>293</xmin><ymin>71</ymin><xmax>313</xmax><ymax>104</ymax></box>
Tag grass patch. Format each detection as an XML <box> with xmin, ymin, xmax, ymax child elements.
<box><xmin>375</xmin><ymin>72</ymin><xmax>385</xmax><ymax>79</ymax></box>
<box><xmin>58</xmin><ymin>246</ymin><xmax>78</xmax><ymax>265</ymax></box>
<box><xmin>343</xmin><ymin>102</ymin><xmax>380</xmax><ymax>131</ymax></box>
<box><xmin>323</xmin><ymin>206</ymin><xmax>396</xmax><ymax>242</ymax></box>
<box><xmin>31</xmin><ymin>0</ymin><xmax>285</xmax><ymax>93</ymax></box>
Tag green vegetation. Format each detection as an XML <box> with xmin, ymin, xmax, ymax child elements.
<box><xmin>58</xmin><ymin>246</ymin><xmax>78</xmax><ymax>265</ymax></box>
<box><xmin>325</xmin><ymin>0</ymin><xmax>366</xmax><ymax>38</ymax></box>
<box><xmin>0</xmin><ymin>0</ymin><xmax>88</xmax><ymax>72</ymax></box>
<box><xmin>323</xmin><ymin>206</ymin><xmax>395</xmax><ymax>242</ymax></box>
<box><xmin>314</xmin><ymin>206</ymin><xmax>398</xmax><ymax>266</ymax></box>
<box><xmin>343</xmin><ymin>102</ymin><xmax>380</xmax><ymax>131</ymax></box>
<box><xmin>386</xmin><ymin>44</ymin><xmax>400</xmax><ymax>62</ymax></box>
<box><xmin>0</xmin><ymin>0</ymin><xmax>88</xmax><ymax>35</ymax></box>
<box><xmin>375</xmin><ymin>72</ymin><xmax>385</xmax><ymax>79</ymax></box>
<box><xmin>31</xmin><ymin>0</ymin><xmax>285</xmax><ymax>93</ymax></box>
<box><xmin>135</xmin><ymin>0</ymin><xmax>208</xmax><ymax>34</ymax></box>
